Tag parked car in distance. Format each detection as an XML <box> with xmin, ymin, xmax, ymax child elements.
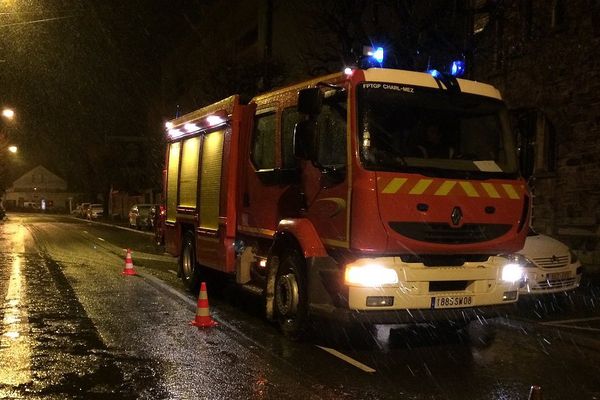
<box><xmin>518</xmin><ymin>229</ymin><xmax>583</xmax><ymax>295</ymax></box>
<box><xmin>23</xmin><ymin>201</ymin><xmax>40</xmax><ymax>210</ymax></box>
<box><xmin>73</xmin><ymin>203</ymin><xmax>91</xmax><ymax>218</ymax></box>
<box><xmin>86</xmin><ymin>204</ymin><xmax>104</xmax><ymax>220</ymax></box>
<box><xmin>128</xmin><ymin>204</ymin><xmax>155</xmax><ymax>230</ymax></box>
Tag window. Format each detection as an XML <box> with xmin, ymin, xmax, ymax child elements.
<box><xmin>281</xmin><ymin>108</ymin><xmax>300</xmax><ymax>169</ymax></box>
<box><xmin>315</xmin><ymin>103</ymin><xmax>347</xmax><ymax>168</ymax></box>
<box><xmin>512</xmin><ymin>108</ymin><xmax>556</xmax><ymax>177</ymax></box>
<box><xmin>521</xmin><ymin>0</ymin><xmax>533</xmax><ymax>39</ymax></box>
<box><xmin>251</xmin><ymin>112</ymin><xmax>276</xmax><ymax>170</ymax></box>
<box><xmin>551</xmin><ymin>0</ymin><xmax>567</xmax><ymax>30</ymax></box>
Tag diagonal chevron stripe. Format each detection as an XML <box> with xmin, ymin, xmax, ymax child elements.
<box><xmin>382</xmin><ymin>178</ymin><xmax>407</xmax><ymax>194</ymax></box>
<box><xmin>501</xmin><ymin>184</ymin><xmax>520</xmax><ymax>199</ymax></box>
<box><xmin>409</xmin><ymin>179</ymin><xmax>433</xmax><ymax>195</ymax></box>
<box><xmin>459</xmin><ymin>181</ymin><xmax>480</xmax><ymax>197</ymax></box>
<box><xmin>481</xmin><ymin>183</ymin><xmax>501</xmax><ymax>198</ymax></box>
<box><xmin>434</xmin><ymin>180</ymin><xmax>457</xmax><ymax>196</ymax></box>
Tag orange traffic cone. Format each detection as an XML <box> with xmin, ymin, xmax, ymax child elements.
<box><xmin>190</xmin><ymin>282</ymin><xmax>218</xmax><ymax>328</ymax></box>
<box><xmin>122</xmin><ymin>248</ymin><xmax>137</xmax><ymax>276</ymax></box>
<box><xmin>528</xmin><ymin>385</ymin><xmax>543</xmax><ymax>400</ymax></box>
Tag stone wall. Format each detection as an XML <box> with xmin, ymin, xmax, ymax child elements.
<box><xmin>472</xmin><ymin>0</ymin><xmax>600</xmax><ymax>262</ymax></box>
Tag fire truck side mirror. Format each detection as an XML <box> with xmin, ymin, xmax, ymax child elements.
<box><xmin>297</xmin><ymin>88</ymin><xmax>323</xmax><ymax>115</ymax></box>
<box><xmin>293</xmin><ymin>120</ymin><xmax>316</xmax><ymax>160</ymax></box>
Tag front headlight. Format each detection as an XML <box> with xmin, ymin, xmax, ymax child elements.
<box><xmin>501</xmin><ymin>262</ymin><xmax>524</xmax><ymax>283</ymax></box>
<box><xmin>345</xmin><ymin>262</ymin><xmax>399</xmax><ymax>287</ymax></box>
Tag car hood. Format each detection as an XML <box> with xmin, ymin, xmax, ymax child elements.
<box><xmin>517</xmin><ymin>234</ymin><xmax>569</xmax><ymax>259</ymax></box>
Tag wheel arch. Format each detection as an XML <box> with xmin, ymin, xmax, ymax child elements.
<box><xmin>265</xmin><ymin>218</ymin><xmax>326</xmax><ymax>320</ymax></box>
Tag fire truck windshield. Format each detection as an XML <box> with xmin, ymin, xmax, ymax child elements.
<box><xmin>357</xmin><ymin>83</ymin><xmax>519</xmax><ymax>179</ymax></box>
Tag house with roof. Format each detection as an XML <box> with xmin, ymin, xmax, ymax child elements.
<box><xmin>2</xmin><ymin>165</ymin><xmax>80</xmax><ymax>211</ymax></box>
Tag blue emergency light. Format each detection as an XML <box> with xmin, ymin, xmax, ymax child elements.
<box><xmin>428</xmin><ymin>69</ymin><xmax>442</xmax><ymax>78</ymax></box>
<box><xmin>372</xmin><ymin>47</ymin><xmax>384</xmax><ymax>63</ymax></box>
<box><xmin>450</xmin><ymin>60</ymin><xmax>465</xmax><ymax>77</ymax></box>
<box><xmin>362</xmin><ymin>46</ymin><xmax>385</xmax><ymax>67</ymax></box>
<box><xmin>427</xmin><ymin>59</ymin><xmax>466</xmax><ymax>79</ymax></box>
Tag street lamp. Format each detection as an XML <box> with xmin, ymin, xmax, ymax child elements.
<box><xmin>8</xmin><ymin>145</ymin><xmax>17</xmax><ymax>154</ymax></box>
<box><xmin>2</xmin><ymin>108</ymin><xmax>15</xmax><ymax>120</ymax></box>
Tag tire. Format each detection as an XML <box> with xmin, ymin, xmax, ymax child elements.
<box><xmin>274</xmin><ymin>248</ymin><xmax>309</xmax><ymax>340</ymax></box>
<box><xmin>180</xmin><ymin>232</ymin><xmax>200</xmax><ymax>292</ymax></box>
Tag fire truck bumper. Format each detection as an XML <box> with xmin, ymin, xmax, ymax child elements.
<box><xmin>306</xmin><ymin>255</ymin><xmax>521</xmax><ymax>324</ymax></box>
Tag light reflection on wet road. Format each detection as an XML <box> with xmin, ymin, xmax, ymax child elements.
<box><xmin>1</xmin><ymin>253</ymin><xmax>32</xmax><ymax>389</ymax></box>
<box><xmin>0</xmin><ymin>223</ymin><xmax>32</xmax><ymax>395</ymax></box>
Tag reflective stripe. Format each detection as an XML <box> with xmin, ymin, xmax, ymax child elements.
<box><xmin>380</xmin><ymin>178</ymin><xmax>522</xmax><ymax>200</ymax></box>
<box><xmin>502</xmin><ymin>184</ymin><xmax>520</xmax><ymax>199</ymax></box>
<box><xmin>382</xmin><ymin>178</ymin><xmax>407</xmax><ymax>194</ymax></box>
<box><xmin>409</xmin><ymin>179</ymin><xmax>433</xmax><ymax>195</ymax></box>
<box><xmin>459</xmin><ymin>182</ymin><xmax>480</xmax><ymax>197</ymax></box>
<box><xmin>481</xmin><ymin>183</ymin><xmax>501</xmax><ymax>198</ymax></box>
<box><xmin>434</xmin><ymin>180</ymin><xmax>456</xmax><ymax>196</ymax></box>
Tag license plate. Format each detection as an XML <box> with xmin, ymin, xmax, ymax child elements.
<box><xmin>547</xmin><ymin>271</ymin><xmax>571</xmax><ymax>281</ymax></box>
<box><xmin>431</xmin><ymin>295</ymin><xmax>473</xmax><ymax>309</ymax></box>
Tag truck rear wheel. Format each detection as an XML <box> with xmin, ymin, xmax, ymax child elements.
<box><xmin>274</xmin><ymin>249</ymin><xmax>309</xmax><ymax>340</ymax></box>
<box><xmin>180</xmin><ymin>232</ymin><xmax>200</xmax><ymax>292</ymax></box>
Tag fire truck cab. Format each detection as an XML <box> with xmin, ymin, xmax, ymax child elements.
<box><xmin>164</xmin><ymin>64</ymin><xmax>529</xmax><ymax>338</ymax></box>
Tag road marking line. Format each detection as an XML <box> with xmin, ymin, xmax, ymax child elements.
<box><xmin>316</xmin><ymin>345</ymin><xmax>376</xmax><ymax>373</ymax></box>
<box><xmin>540</xmin><ymin>324</ymin><xmax>600</xmax><ymax>332</ymax></box>
<box><xmin>168</xmin><ymin>269</ymin><xmax>178</xmax><ymax>275</ymax></box>
<box><xmin>97</xmin><ymin>237</ymin><xmax>105</xmax><ymax>242</ymax></box>
<box><xmin>539</xmin><ymin>315</ymin><xmax>600</xmax><ymax>332</ymax></box>
<box><xmin>540</xmin><ymin>316</ymin><xmax>600</xmax><ymax>325</ymax></box>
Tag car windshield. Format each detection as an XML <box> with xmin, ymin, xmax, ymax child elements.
<box><xmin>357</xmin><ymin>83</ymin><xmax>519</xmax><ymax>179</ymax></box>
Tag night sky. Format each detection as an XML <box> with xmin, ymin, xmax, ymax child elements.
<box><xmin>0</xmin><ymin>1</ymin><xmax>200</xmax><ymax>192</ymax></box>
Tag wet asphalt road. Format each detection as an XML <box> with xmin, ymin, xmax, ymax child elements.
<box><xmin>1</xmin><ymin>213</ymin><xmax>600</xmax><ymax>399</ymax></box>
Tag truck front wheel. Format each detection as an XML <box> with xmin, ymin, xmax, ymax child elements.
<box><xmin>180</xmin><ymin>232</ymin><xmax>200</xmax><ymax>292</ymax></box>
<box><xmin>274</xmin><ymin>249</ymin><xmax>309</xmax><ymax>340</ymax></box>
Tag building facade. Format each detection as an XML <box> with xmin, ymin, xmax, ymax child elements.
<box><xmin>3</xmin><ymin>165</ymin><xmax>79</xmax><ymax>212</ymax></box>
<box><xmin>472</xmin><ymin>0</ymin><xmax>600</xmax><ymax>263</ymax></box>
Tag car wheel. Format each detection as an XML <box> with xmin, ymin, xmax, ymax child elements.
<box><xmin>180</xmin><ymin>232</ymin><xmax>200</xmax><ymax>292</ymax></box>
<box><xmin>274</xmin><ymin>248</ymin><xmax>309</xmax><ymax>340</ymax></box>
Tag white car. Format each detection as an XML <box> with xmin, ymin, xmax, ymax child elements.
<box><xmin>518</xmin><ymin>229</ymin><xmax>583</xmax><ymax>294</ymax></box>
<box><xmin>86</xmin><ymin>204</ymin><xmax>104</xmax><ymax>220</ymax></box>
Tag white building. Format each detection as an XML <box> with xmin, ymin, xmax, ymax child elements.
<box><xmin>3</xmin><ymin>165</ymin><xmax>79</xmax><ymax>211</ymax></box>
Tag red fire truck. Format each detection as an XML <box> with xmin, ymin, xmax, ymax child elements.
<box><xmin>163</xmin><ymin>61</ymin><xmax>529</xmax><ymax>338</ymax></box>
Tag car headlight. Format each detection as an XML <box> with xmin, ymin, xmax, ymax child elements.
<box><xmin>345</xmin><ymin>262</ymin><xmax>399</xmax><ymax>287</ymax></box>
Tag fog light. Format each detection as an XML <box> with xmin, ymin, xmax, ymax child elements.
<box><xmin>366</xmin><ymin>296</ymin><xmax>394</xmax><ymax>307</ymax></box>
<box><xmin>502</xmin><ymin>291</ymin><xmax>518</xmax><ymax>301</ymax></box>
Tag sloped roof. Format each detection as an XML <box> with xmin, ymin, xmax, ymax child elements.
<box><xmin>11</xmin><ymin>165</ymin><xmax>67</xmax><ymax>191</ymax></box>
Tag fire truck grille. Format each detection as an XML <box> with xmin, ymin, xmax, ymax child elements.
<box><xmin>388</xmin><ymin>222</ymin><xmax>512</xmax><ymax>244</ymax></box>
<box><xmin>400</xmin><ymin>254</ymin><xmax>490</xmax><ymax>266</ymax></box>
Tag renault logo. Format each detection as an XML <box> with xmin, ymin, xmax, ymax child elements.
<box><xmin>451</xmin><ymin>207</ymin><xmax>463</xmax><ymax>226</ymax></box>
